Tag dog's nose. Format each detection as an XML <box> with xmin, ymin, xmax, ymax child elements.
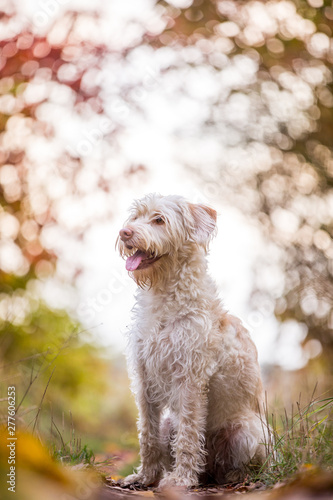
<box><xmin>119</xmin><ymin>227</ymin><xmax>133</xmax><ymax>241</ymax></box>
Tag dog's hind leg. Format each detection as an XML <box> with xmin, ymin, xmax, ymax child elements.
<box><xmin>206</xmin><ymin>416</ymin><xmax>265</xmax><ymax>484</ymax></box>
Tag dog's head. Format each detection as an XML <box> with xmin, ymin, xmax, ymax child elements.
<box><xmin>117</xmin><ymin>194</ymin><xmax>217</xmax><ymax>287</ymax></box>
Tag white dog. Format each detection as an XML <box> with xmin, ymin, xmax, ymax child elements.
<box><xmin>117</xmin><ymin>194</ymin><xmax>265</xmax><ymax>489</ymax></box>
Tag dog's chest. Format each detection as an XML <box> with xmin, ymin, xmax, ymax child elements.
<box><xmin>131</xmin><ymin>290</ymin><xmax>216</xmax><ymax>401</ymax></box>
<box><xmin>137</xmin><ymin>323</ymin><xmax>185</xmax><ymax>390</ymax></box>
<box><xmin>133</xmin><ymin>314</ymin><xmax>198</xmax><ymax>399</ymax></box>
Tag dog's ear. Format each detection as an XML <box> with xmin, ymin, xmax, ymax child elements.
<box><xmin>188</xmin><ymin>203</ymin><xmax>217</xmax><ymax>245</ymax></box>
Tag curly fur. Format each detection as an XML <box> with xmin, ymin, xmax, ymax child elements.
<box><xmin>117</xmin><ymin>194</ymin><xmax>265</xmax><ymax>489</ymax></box>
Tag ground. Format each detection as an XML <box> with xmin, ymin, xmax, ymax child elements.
<box><xmin>95</xmin><ymin>461</ymin><xmax>333</xmax><ymax>500</ymax></box>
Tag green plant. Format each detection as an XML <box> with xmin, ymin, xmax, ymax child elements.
<box><xmin>52</xmin><ymin>442</ymin><xmax>95</xmax><ymax>466</ymax></box>
<box><xmin>250</xmin><ymin>392</ymin><xmax>333</xmax><ymax>486</ymax></box>
<box><xmin>50</xmin><ymin>411</ymin><xmax>95</xmax><ymax>466</ymax></box>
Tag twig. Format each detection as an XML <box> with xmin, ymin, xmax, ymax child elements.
<box><xmin>33</xmin><ymin>367</ymin><xmax>56</xmax><ymax>434</ymax></box>
<box><xmin>0</xmin><ymin>351</ymin><xmax>51</xmax><ymax>369</ymax></box>
<box><xmin>52</xmin><ymin>417</ymin><xmax>66</xmax><ymax>449</ymax></box>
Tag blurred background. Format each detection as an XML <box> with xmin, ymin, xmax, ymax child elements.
<box><xmin>0</xmin><ymin>0</ymin><xmax>332</xmax><ymax>481</ymax></box>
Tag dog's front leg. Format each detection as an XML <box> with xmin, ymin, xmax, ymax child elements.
<box><xmin>159</xmin><ymin>381</ymin><xmax>208</xmax><ymax>489</ymax></box>
<box><xmin>122</xmin><ymin>375</ymin><xmax>163</xmax><ymax>487</ymax></box>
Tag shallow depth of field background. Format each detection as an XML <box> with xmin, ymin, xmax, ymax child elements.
<box><xmin>0</xmin><ymin>0</ymin><xmax>332</xmax><ymax>479</ymax></box>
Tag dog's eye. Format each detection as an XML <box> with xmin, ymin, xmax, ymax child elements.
<box><xmin>154</xmin><ymin>216</ymin><xmax>164</xmax><ymax>225</ymax></box>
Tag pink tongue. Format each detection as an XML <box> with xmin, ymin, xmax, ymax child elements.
<box><xmin>126</xmin><ymin>250</ymin><xmax>148</xmax><ymax>271</ymax></box>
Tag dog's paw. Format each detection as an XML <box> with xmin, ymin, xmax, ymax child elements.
<box><xmin>225</xmin><ymin>469</ymin><xmax>244</xmax><ymax>484</ymax></box>
<box><xmin>119</xmin><ymin>473</ymin><xmax>143</xmax><ymax>487</ymax></box>
<box><xmin>120</xmin><ymin>470</ymin><xmax>161</xmax><ymax>488</ymax></box>
<box><xmin>158</xmin><ymin>473</ymin><xmax>197</xmax><ymax>490</ymax></box>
